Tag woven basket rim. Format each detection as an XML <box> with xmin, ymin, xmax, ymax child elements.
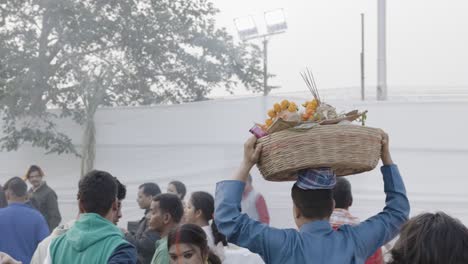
<box><xmin>257</xmin><ymin>125</ymin><xmax>382</xmax><ymax>181</ymax></box>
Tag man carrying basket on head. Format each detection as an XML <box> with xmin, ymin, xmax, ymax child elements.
<box><xmin>214</xmin><ymin>132</ymin><xmax>409</xmax><ymax>264</ymax></box>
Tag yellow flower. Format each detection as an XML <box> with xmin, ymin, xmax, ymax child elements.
<box><xmin>267</xmin><ymin>109</ymin><xmax>277</xmax><ymax>118</ymax></box>
<box><xmin>280</xmin><ymin>100</ymin><xmax>289</xmax><ymax>110</ymax></box>
<box><xmin>288</xmin><ymin>102</ymin><xmax>298</xmax><ymax>112</ymax></box>
<box><xmin>265</xmin><ymin>118</ymin><xmax>273</xmax><ymax>127</ymax></box>
<box><xmin>273</xmin><ymin>103</ymin><xmax>281</xmax><ymax>113</ymax></box>
<box><xmin>311</xmin><ymin>99</ymin><xmax>318</xmax><ymax>107</ymax></box>
<box><xmin>307</xmin><ymin>100</ymin><xmax>318</xmax><ymax>111</ymax></box>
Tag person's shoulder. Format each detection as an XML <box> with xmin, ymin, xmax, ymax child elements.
<box><xmin>24</xmin><ymin>204</ymin><xmax>48</xmax><ymax>220</ymax></box>
<box><xmin>108</xmin><ymin>242</ymin><xmax>137</xmax><ymax>264</ymax></box>
<box><xmin>334</xmin><ymin>221</ymin><xmax>365</xmax><ymax>236</ymax></box>
<box><xmin>154</xmin><ymin>238</ymin><xmax>168</xmax><ymax>254</ymax></box>
<box><xmin>12</xmin><ymin>203</ymin><xmax>36</xmax><ymax>212</ymax></box>
<box><xmin>115</xmin><ymin>241</ymin><xmax>136</xmax><ymax>251</ymax></box>
<box><xmin>155</xmin><ymin>237</ymin><xmax>168</xmax><ymax>248</ymax></box>
<box><xmin>42</xmin><ymin>183</ymin><xmax>57</xmax><ymax>195</ymax></box>
<box><xmin>31</xmin><ymin>209</ymin><xmax>48</xmax><ymax>221</ymax></box>
<box><xmin>4</xmin><ymin>203</ymin><xmax>45</xmax><ymax>220</ymax></box>
<box><xmin>271</xmin><ymin>227</ymin><xmax>301</xmax><ymax>238</ymax></box>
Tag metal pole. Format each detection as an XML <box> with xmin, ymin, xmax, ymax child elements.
<box><xmin>263</xmin><ymin>38</ymin><xmax>269</xmax><ymax>96</ymax></box>
<box><xmin>361</xmin><ymin>13</ymin><xmax>365</xmax><ymax>101</ymax></box>
<box><xmin>377</xmin><ymin>0</ymin><xmax>388</xmax><ymax>100</ymax></box>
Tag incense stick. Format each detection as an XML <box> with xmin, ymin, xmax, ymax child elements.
<box><xmin>300</xmin><ymin>68</ymin><xmax>321</xmax><ymax>104</ymax></box>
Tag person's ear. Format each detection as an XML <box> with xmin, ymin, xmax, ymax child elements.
<box><xmin>111</xmin><ymin>198</ymin><xmax>118</xmax><ymax>212</ymax></box>
<box><xmin>332</xmin><ymin>199</ymin><xmax>336</xmax><ymax>210</ymax></box>
<box><xmin>195</xmin><ymin>209</ymin><xmax>203</xmax><ymax>219</ymax></box>
<box><xmin>163</xmin><ymin>212</ymin><xmax>171</xmax><ymax>225</ymax></box>
<box><xmin>293</xmin><ymin>204</ymin><xmax>301</xmax><ymax>219</ymax></box>
<box><xmin>78</xmin><ymin>199</ymin><xmax>86</xmax><ymax>214</ymax></box>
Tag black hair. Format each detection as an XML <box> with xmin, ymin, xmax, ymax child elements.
<box><xmin>78</xmin><ymin>170</ymin><xmax>117</xmax><ymax>217</ymax></box>
<box><xmin>153</xmin><ymin>193</ymin><xmax>184</xmax><ymax>223</ymax></box>
<box><xmin>139</xmin><ymin>182</ymin><xmax>161</xmax><ymax>197</ymax></box>
<box><xmin>0</xmin><ymin>184</ymin><xmax>7</xmax><ymax>208</ymax></box>
<box><xmin>169</xmin><ymin>180</ymin><xmax>187</xmax><ymax>199</ymax></box>
<box><xmin>332</xmin><ymin>178</ymin><xmax>353</xmax><ymax>209</ymax></box>
<box><xmin>168</xmin><ymin>224</ymin><xmax>222</xmax><ymax>264</ymax></box>
<box><xmin>4</xmin><ymin>177</ymin><xmax>27</xmax><ymax>197</ymax></box>
<box><xmin>291</xmin><ymin>184</ymin><xmax>334</xmax><ymax>219</ymax></box>
<box><xmin>389</xmin><ymin>212</ymin><xmax>468</xmax><ymax>264</ymax></box>
<box><xmin>25</xmin><ymin>165</ymin><xmax>44</xmax><ymax>179</ymax></box>
<box><xmin>114</xmin><ymin>177</ymin><xmax>127</xmax><ymax>200</ymax></box>
<box><xmin>190</xmin><ymin>191</ymin><xmax>228</xmax><ymax>246</ymax></box>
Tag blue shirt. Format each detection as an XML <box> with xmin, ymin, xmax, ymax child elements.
<box><xmin>214</xmin><ymin>165</ymin><xmax>410</xmax><ymax>264</ymax></box>
<box><xmin>0</xmin><ymin>202</ymin><xmax>49</xmax><ymax>264</ymax></box>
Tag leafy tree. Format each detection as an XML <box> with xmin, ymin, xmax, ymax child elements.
<box><xmin>0</xmin><ymin>0</ymin><xmax>263</xmax><ymax>175</ymax></box>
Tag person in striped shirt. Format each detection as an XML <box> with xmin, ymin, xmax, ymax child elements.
<box><xmin>330</xmin><ymin>178</ymin><xmax>384</xmax><ymax>264</ymax></box>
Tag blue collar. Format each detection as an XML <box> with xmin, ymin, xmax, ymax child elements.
<box><xmin>299</xmin><ymin>220</ymin><xmax>334</xmax><ymax>234</ymax></box>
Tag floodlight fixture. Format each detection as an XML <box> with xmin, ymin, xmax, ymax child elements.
<box><xmin>264</xmin><ymin>9</ymin><xmax>287</xmax><ymax>35</ymax></box>
<box><xmin>234</xmin><ymin>9</ymin><xmax>288</xmax><ymax>95</ymax></box>
<box><xmin>234</xmin><ymin>16</ymin><xmax>259</xmax><ymax>41</ymax></box>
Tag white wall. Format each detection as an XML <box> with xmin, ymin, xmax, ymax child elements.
<box><xmin>1</xmin><ymin>95</ymin><xmax>467</xmax><ymax>229</ymax></box>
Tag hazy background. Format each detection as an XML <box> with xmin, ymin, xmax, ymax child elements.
<box><xmin>211</xmin><ymin>0</ymin><xmax>468</xmax><ymax>96</ymax></box>
<box><xmin>1</xmin><ymin>0</ymin><xmax>467</xmax><ymax>233</ymax></box>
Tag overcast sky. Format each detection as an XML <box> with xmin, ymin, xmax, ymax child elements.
<box><xmin>211</xmin><ymin>0</ymin><xmax>468</xmax><ymax>96</ymax></box>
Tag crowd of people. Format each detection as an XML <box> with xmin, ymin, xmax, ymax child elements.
<box><xmin>1</xmin><ymin>133</ymin><xmax>468</xmax><ymax>264</ymax></box>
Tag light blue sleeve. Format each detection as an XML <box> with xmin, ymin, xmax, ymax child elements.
<box><xmin>214</xmin><ymin>180</ymin><xmax>292</xmax><ymax>263</ymax></box>
<box><xmin>350</xmin><ymin>165</ymin><xmax>410</xmax><ymax>258</ymax></box>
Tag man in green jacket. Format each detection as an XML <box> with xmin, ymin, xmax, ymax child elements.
<box><xmin>49</xmin><ymin>170</ymin><xmax>137</xmax><ymax>264</ymax></box>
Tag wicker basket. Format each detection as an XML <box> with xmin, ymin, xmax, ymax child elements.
<box><xmin>257</xmin><ymin>125</ymin><xmax>383</xmax><ymax>181</ymax></box>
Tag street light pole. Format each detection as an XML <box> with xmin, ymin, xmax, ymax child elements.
<box><xmin>361</xmin><ymin>13</ymin><xmax>365</xmax><ymax>101</ymax></box>
<box><xmin>234</xmin><ymin>9</ymin><xmax>287</xmax><ymax>96</ymax></box>
<box><xmin>377</xmin><ymin>0</ymin><xmax>388</xmax><ymax>100</ymax></box>
<box><xmin>263</xmin><ymin>38</ymin><xmax>269</xmax><ymax>96</ymax></box>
